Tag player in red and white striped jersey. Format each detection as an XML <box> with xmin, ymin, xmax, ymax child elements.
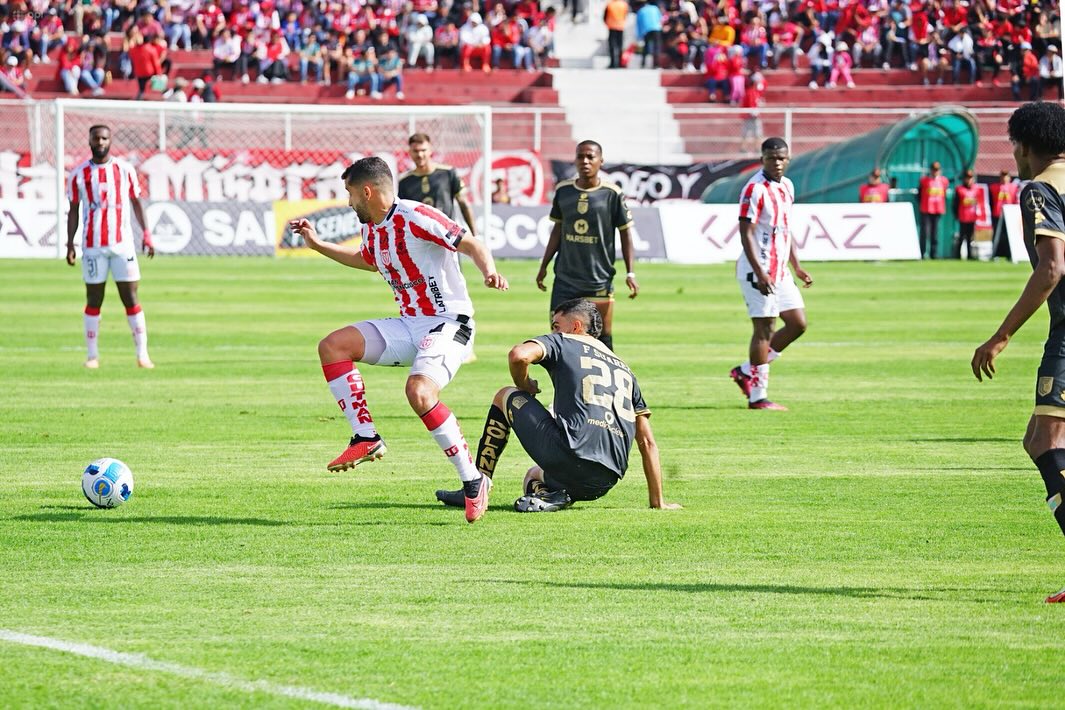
<box><xmin>290</xmin><ymin>156</ymin><xmax>508</xmax><ymax>523</ymax></box>
<box><xmin>65</xmin><ymin>125</ymin><xmax>155</xmax><ymax>370</ymax></box>
<box><xmin>729</xmin><ymin>137</ymin><xmax>813</xmax><ymax>411</ymax></box>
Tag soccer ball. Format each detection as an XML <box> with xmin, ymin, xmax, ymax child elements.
<box><xmin>82</xmin><ymin>458</ymin><xmax>134</xmax><ymax>509</ymax></box>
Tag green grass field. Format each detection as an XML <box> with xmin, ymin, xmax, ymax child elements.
<box><xmin>2</xmin><ymin>256</ymin><xmax>1062</xmax><ymax>708</ymax></box>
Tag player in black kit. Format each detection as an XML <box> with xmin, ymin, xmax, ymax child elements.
<box><xmin>436</xmin><ymin>298</ymin><xmax>681</xmax><ymax>512</ymax></box>
<box><xmin>972</xmin><ymin>101</ymin><xmax>1065</xmax><ymax>603</ymax></box>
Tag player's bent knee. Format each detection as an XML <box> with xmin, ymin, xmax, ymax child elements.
<box><xmin>405</xmin><ymin>375</ymin><xmax>439</xmax><ymax>412</ymax></box>
<box><xmin>493</xmin><ymin>386</ymin><xmax>517</xmax><ymax>409</ymax></box>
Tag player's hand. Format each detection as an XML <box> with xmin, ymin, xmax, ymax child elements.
<box><xmin>289</xmin><ymin>218</ymin><xmax>319</xmax><ymax>249</ymax></box>
<box><xmin>520</xmin><ymin>376</ymin><xmax>540</xmax><ymax>395</ymax></box>
<box><xmin>795</xmin><ymin>268</ymin><xmax>813</xmax><ymax>288</ymax></box>
<box><xmin>484</xmin><ymin>272</ymin><xmax>508</xmax><ymax>291</ymax></box>
<box><xmin>653</xmin><ymin>502</ymin><xmax>683</xmax><ymax>510</ymax></box>
<box><xmin>626</xmin><ymin>273</ymin><xmax>639</xmax><ymax>299</ymax></box>
<box><xmin>535</xmin><ymin>267</ymin><xmax>547</xmax><ymax>292</ymax></box>
<box><xmin>142</xmin><ymin>230</ymin><xmax>155</xmax><ymax>259</ymax></box>
<box><xmin>756</xmin><ymin>279</ymin><xmax>774</xmax><ymax>296</ymax></box>
<box><xmin>972</xmin><ymin>332</ymin><xmax>1009</xmax><ymax>382</ymax></box>
<box><xmin>65</xmin><ymin>244</ymin><xmax>76</xmax><ymax>266</ymax></box>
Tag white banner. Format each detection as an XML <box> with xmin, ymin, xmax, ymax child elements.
<box><xmin>0</xmin><ymin>200</ymin><xmax>61</xmax><ymax>257</ymax></box>
<box><xmin>1001</xmin><ymin>204</ymin><xmax>1027</xmax><ymax>264</ymax></box>
<box><xmin>659</xmin><ymin>203</ymin><xmax>921</xmax><ymax>263</ymax></box>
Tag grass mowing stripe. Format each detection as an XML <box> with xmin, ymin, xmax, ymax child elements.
<box><xmin>0</xmin><ymin>630</ymin><xmax>415</xmax><ymax>710</ymax></box>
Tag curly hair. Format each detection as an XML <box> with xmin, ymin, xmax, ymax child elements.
<box><xmin>552</xmin><ymin>298</ymin><xmax>603</xmax><ymax>337</ymax></box>
<box><xmin>1008</xmin><ymin>102</ymin><xmax>1065</xmax><ymax>156</ymax></box>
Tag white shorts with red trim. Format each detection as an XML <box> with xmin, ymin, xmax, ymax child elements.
<box><xmin>736</xmin><ymin>265</ymin><xmax>804</xmax><ymax>318</ymax></box>
<box><xmin>82</xmin><ymin>249</ymin><xmax>141</xmax><ymax>284</ymax></box>
<box><xmin>354</xmin><ymin>314</ymin><xmax>474</xmax><ymax>388</ymax></box>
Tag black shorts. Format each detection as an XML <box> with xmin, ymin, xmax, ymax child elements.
<box><xmin>505</xmin><ymin>390</ymin><xmax>619</xmax><ymax>501</ymax></box>
<box><xmin>549</xmin><ymin>280</ymin><xmax>614</xmax><ymax>313</ymax></box>
<box><xmin>1036</xmin><ymin>324</ymin><xmax>1065</xmax><ymax>417</ymax></box>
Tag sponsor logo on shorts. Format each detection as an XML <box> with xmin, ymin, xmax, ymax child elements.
<box><xmin>419</xmin><ymin>335</ymin><xmax>436</xmax><ymax>350</ymax></box>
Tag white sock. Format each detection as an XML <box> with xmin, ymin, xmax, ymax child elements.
<box><xmin>421</xmin><ymin>402</ymin><xmax>479</xmax><ymax>482</ymax></box>
<box><xmin>742</xmin><ymin>349</ymin><xmax>779</xmax><ymax>376</ymax></box>
<box><xmin>125</xmin><ymin>306</ymin><xmax>149</xmax><ymax>359</ymax></box>
<box><xmin>84</xmin><ymin>307</ymin><xmax>100</xmax><ymax>360</ymax></box>
<box><xmin>322</xmin><ymin>361</ymin><xmax>378</xmax><ymax>438</ymax></box>
<box><xmin>749</xmin><ymin>364</ymin><xmax>769</xmax><ymax>402</ymax></box>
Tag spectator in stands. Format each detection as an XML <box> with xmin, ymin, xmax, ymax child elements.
<box><xmin>918</xmin><ymin>161</ymin><xmax>949</xmax><ymax>260</ymax></box>
<box><xmin>2</xmin><ymin>54</ymin><xmax>27</xmax><ymax>93</ymax></box>
<box><xmin>604</xmin><ymin>0</ymin><xmax>628</xmax><ymax>69</ymax></box>
<box><xmin>949</xmin><ymin>27</ymin><xmax>978</xmax><ymax>85</ymax></box>
<box><xmin>135</xmin><ymin>11</ymin><xmax>166</xmax><ymax>44</ymax></box>
<box><xmin>163</xmin><ymin>75</ymin><xmax>188</xmax><ymax>102</ymax></box>
<box><xmin>324</xmin><ymin>30</ymin><xmax>349</xmax><ymax>86</ymax></box>
<box><xmin>57</xmin><ymin>40</ymin><xmax>103</xmax><ymax>96</ymax></box>
<box><xmin>345</xmin><ymin>46</ymin><xmax>381</xmax><ymax>99</ymax></box>
<box><xmin>1019</xmin><ymin>41</ymin><xmax>1040</xmax><ymax>100</ymax></box>
<box><xmin>880</xmin><ymin>1</ymin><xmax>913</xmax><ymax>70</ymax></box>
<box><xmin>372</xmin><ymin>27</ymin><xmax>397</xmax><ymax>57</ymax></box>
<box><xmin>212</xmin><ymin>27</ymin><xmax>246</xmax><ymax>82</ymax></box>
<box><xmin>853</xmin><ymin>16</ymin><xmax>881</xmax><ymax>69</ymax></box>
<box><xmin>953</xmin><ymin>169</ymin><xmax>980</xmax><ymax>260</ymax></box>
<box><xmin>299</xmin><ymin>32</ymin><xmax>325</xmax><ymax>84</ymax></box>
<box><xmin>194</xmin><ymin>0</ymin><xmax>226</xmax><ymax>50</ymax></box>
<box><xmin>663</xmin><ymin>18</ymin><xmax>690</xmax><ymax>70</ymax></box>
<box><xmin>771</xmin><ymin>15</ymin><xmax>804</xmax><ymax>71</ymax></box>
<box><xmin>130</xmin><ymin>29</ymin><xmax>163</xmax><ymax>100</ymax></box>
<box><xmin>739</xmin><ymin>70</ymin><xmax>765</xmax><ymax>155</ymax></box>
<box><xmin>486</xmin><ymin>2</ymin><xmax>509</xmax><ymax>30</ymax></box>
<box><xmin>807</xmin><ymin>32</ymin><xmax>832</xmax><ymax>89</ymax></box>
<box><xmin>829</xmin><ymin>40</ymin><xmax>855</xmax><ymax>88</ymax></box>
<box><xmin>704</xmin><ymin>39</ymin><xmax>730</xmax><ymax>102</ymax></box>
<box><xmin>407</xmin><ymin>14</ymin><xmax>435</xmax><ymax>71</ymax></box>
<box><xmin>727</xmin><ymin>44</ymin><xmax>745</xmax><ymax>104</ymax></box>
<box><xmin>282</xmin><ymin>11</ymin><xmax>302</xmax><ymax>52</ymax></box>
<box><xmin>990</xmin><ymin>169</ymin><xmax>1018</xmax><ymax>258</ymax></box>
<box><xmin>258</xmin><ymin>30</ymin><xmax>291</xmax><ymax>85</ymax></box>
<box><xmin>492</xmin><ymin>177</ymin><xmax>510</xmax><ymax>204</ymax></box>
<box><xmin>199</xmin><ymin>71</ymin><xmax>220</xmax><ymax>102</ymax></box>
<box><xmin>1040</xmin><ymin>45</ymin><xmax>1063</xmax><ymax>101</ymax></box>
<box><xmin>526</xmin><ymin>17</ymin><xmax>553</xmax><ymax>70</ymax></box>
<box><xmin>435</xmin><ymin>20</ymin><xmax>460</xmax><ymax>69</ymax></box>
<box><xmin>459</xmin><ymin>12</ymin><xmax>491</xmax><ymax>73</ymax></box>
<box><xmin>709</xmin><ymin>13</ymin><xmax>735</xmax><ymax>50</ymax></box>
<box><xmin>741</xmin><ymin>16</ymin><xmax>768</xmax><ymax>70</ymax></box>
<box><xmin>859</xmin><ymin>168</ymin><xmax>890</xmax><ymax>203</ymax></box>
<box><xmin>378</xmin><ymin>46</ymin><xmax>405</xmax><ymax>99</ymax></box>
<box><xmin>635</xmin><ymin>1</ymin><xmax>663</xmax><ymax>69</ymax></box>
<box><xmin>164</xmin><ymin>0</ymin><xmax>194</xmax><ymax>51</ymax></box>
<box><xmin>492</xmin><ymin>13</ymin><xmax>530</xmax><ymax>70</ymax></box>
<box><xmin>34</xmin><ymin>8</ymin><xmax>64</xmax><ymax>64</ymax></box>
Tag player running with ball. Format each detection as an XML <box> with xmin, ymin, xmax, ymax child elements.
<box><xmin>290</xmin><ymin>157</ymin><xmax>508</xmax><ymax>523</ymax></box>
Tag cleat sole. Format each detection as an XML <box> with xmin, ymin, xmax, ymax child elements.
<box><xmin>326</xmin><ymin>444</ymin><xmax>387</xmax><ymax>472</ymax></box>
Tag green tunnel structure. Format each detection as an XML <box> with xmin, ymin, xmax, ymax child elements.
<box><xmin>701</xmin><ymin>108</ymin><xmax>980</xmax><ymax>259</ymax></box>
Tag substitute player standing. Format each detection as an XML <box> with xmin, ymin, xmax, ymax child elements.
<box><xmin>434</xmin><ymin>298</ymin><xmax>681</xmax><ymax>513</ymax></box>
<box><xmin>729</xmin><ymin>137</ymin><xmax>813</xmax><ymax>411</ymax></box>
<box><xmin>972</xmin><ymin>101</ymin><xmax>1065</xmax><ymax>603</ymax></box>
<box><xmin>66</xmin><ymin>124</ymin><xmax>155</xmax><ymax>369</ymax></box>
<box><xmin>536</xmin><ymin>140</ymin><xmax>637</xmax><ymax>351</ymax></box>
<box><xmin>290</xmin><ymin>156</ymin><xmax>508</xmax><ymax>524</ymax></box>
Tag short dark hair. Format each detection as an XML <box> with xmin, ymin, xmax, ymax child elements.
<box><xmin>88</xmin><ymin>124</ymin><xmax>110</xmax><ymax>135</ymax></box>
<box><xmin>341</xmin><ymin>157</ymin><xmax>393</xmax><ymax>188</ymax></box>
<box><xmin>408</xmin><ymin>132</ymin><xmax>431</xmax><ymax>146</ymax></box>
<box><xmin>576</xmin><ymin>140</ymin><xmax>603</xmax><ymax>156</ymax></box>
<box><xmin>1008</xmin><ymin>102</ymin><xmax>1065</xmax><ymax>157</ymax></box>
<box><xmin>761</xmin><ymin>137</ymin><xmax>788</xmax><ymax>153</ymax></box>
<box><xmin>552</xmin><ymin>298</ymin><xmax>603</xmax><ymax>337</ymax></box>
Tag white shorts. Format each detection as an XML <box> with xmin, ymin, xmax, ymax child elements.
<box><xmin>736</xmin><ymin>265</ymin><xmax>805</xmax><ymax>318</ymax></box>
<box><xmin>82</xmin><ymin>250</ymin><xmax>141</xmax><ymax>285</ymax></box>
<box><xmin>355</xmin><ymin>315</ymin><xmax>474</xmax><ymax>389</ymax></box>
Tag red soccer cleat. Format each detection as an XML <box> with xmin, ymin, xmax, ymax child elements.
<box><xmin>464</xmin><ymin>474</ymin><xmax>492</xmax><ymax>523</ymax></box>
<box><xmin>748</xmin><ymin>399</ymin><xmax>788</xmax><ymax>411</ymax></box>
<box><xmin>327</xmin><ymin>434</ymin><xmax>386</xmax><ymax>472</ymax></box>
<box><xmin>1046</xmin><ymin>586</ymin><xmax>1065</xmax><ymax>603</ymax></box>
<box><xmin>729</xmin><ymin>365</ymin><xmax>752</xmax><ymax>398</ymax></box>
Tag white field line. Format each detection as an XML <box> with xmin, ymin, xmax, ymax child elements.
<box><xmin>0</xmin><ymin>630</ymin><xmax>416</xmax><ymax>710</ymax></box>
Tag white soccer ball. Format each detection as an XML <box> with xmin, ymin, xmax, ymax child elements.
<box><xmin>82</xmin><ymin>458</ymin><xmax>134</xmax><ymax>509</ymax></box>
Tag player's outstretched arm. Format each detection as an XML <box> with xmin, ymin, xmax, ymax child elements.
<box><xmin>507</xmin><ymin>341</ymin><xmax>543</xmax><ymax>394</ymax></box>
<box><xmin>635</xmin><ymin>415</ymin><xmax>681</xmax><ymax>510</ymax></box>
<box><xmin>973</xmin><ymin>235</ymin><xmax>1065</xmax><ymax>381</ymax></box>
<box><xmin>65</xmin><ymin>200</ymin><xmax>79</xmax><ymax>266</ymax></box>
<box><xmin>289</xmin><ymin>218</ymin><xmax>376</xmax><ymax>271</ymax></box>
<box><xmin>536</xmin><ymin>223</ymin><xmax>561</xmax><ymax>291</ymax></box>
<box><xmin>456</xmin><ymin>234</ymin><xmax>508</xmax><ymax>290</ymax></box>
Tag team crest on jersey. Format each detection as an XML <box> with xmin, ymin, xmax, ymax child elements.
<box><xmin>419</xmin><ymin>334</ymin><xmax>436</xmax><ymax>350</ymax></box>
<box><xmin>381</xmin><ymin>249</ymin><xmax>392</xmax><ymax>266</ymax></box>
<box><xmin>421</xmin><ymin>176</ymin><xmax>430</xmax><ymax>193</ymax></box>
<box><xmin>1026</xmin><ymin>190</ymin><xmax>1046</xmax><ymax>213</ymax></box>
<box><xmin>577</xmin><ymin>201</ymin><xmax>589</xmax><ymax>214</ymax></box>
<box><xmin>1039</xmin><ymin>376</ymin><xmax>1054</xmax><ymax>397</ymax></box>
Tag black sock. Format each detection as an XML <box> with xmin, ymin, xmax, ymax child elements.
<box><xmin>1034</xmin><ymin>449</ymin><xmax>1065</xmax><ymax>537</ymax></box>
<box><xmin>599</xmin><ymin>333</ymin><xmax>613</xmax><ymax>350</ymax></box>
<box><xmin>463</xmin><ymin>477</ymin><xmax>482</xmax><ymax>498</ymax></box>
<box><xmin>475</xmin><ymin>404</ymin><xmax>510</xmax><ymax>479</ymax></box>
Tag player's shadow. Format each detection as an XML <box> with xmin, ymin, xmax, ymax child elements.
<box><xmin>15</xmin><ymin>511</ymin><xmax>286</xmax><ymax>526</ymax></box>
<box><xmin>909</xmin><ymin>437</ymin><xmax>1017</xmax><ymax>443</ymax></box>
<box><xmin>511</xmin><ymin>579</ymin><xmax>999</xmax><ymax>603</ymax></box>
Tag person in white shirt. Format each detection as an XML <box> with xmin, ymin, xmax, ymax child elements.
<box><xmin>1040</xmin><ymin>45</ymin><xmax>1063</xmax><ymax>101</ymax></box>
<box><xmin>406</xmin><ymin>14</ymin><xmax>435</xmax><ymax>70</ymax></box>
<box><xmin>459</xmin><ymin>12</ymin><xmax>491</xmax><ymax>72</ymax></box>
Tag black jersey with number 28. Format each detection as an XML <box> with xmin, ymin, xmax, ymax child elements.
<box><xmin>530</xmin><ymin>332</ymin><xmax>650</xmax><ymax>478</ymax></box>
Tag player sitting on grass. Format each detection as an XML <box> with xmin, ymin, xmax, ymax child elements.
<box><xmin>972</xmin><ymin>101</ymin><xmax>1065</xmax><ymax>603</ymax></box>
<box><xmin>436</xmin><ymin>298</ymin><xmax>681</xmax><ymax>513</ymax></box>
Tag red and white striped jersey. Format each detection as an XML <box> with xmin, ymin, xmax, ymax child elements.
<box><xmin>737</xmin><ymin>170</ymin><xmax>794</xmax><ymax>284</ymax></box>
<box><xmin>359</xmin><ymin>199</ymin><xmax>472</xmax><ymax>318</ymax></box>
<box><xmin>67</xmin><ymin>157</ymin><xmax>141</xmax><ymax>253</ymax></box>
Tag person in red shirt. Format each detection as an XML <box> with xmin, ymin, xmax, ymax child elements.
<box><xmin>1018</xmin><ymin>41</ymin><xmax>1040</xmax><ymax>101</ymax></box>
<box><xmin>919</xmin><ymin>161</ymin><xmax>949</xmax><ymax>259</ymax></box>
<box><xmin>739</xmin><ymin>71</ymin><xmax>766</xmax><ymax>154</ymax></box>
<box><xmin>953</xmin><ymin>169</ymin><xmax>981</xmax><ymax>259</ymax></box>
<box><xmin>129</xmin><ymin>30</ymin><xmax>163</xmax><ymax>100</ymax></box>
<box><xmin>990</xmin><ymin>169</ymin><xmax>1019</xmax><ymax>258</ymax></box>
<box><xmin>859</xmin><ymin>168</ymin><xmax>890</xmax><ymax>202</ymax></box>
<box><xmin>704</xmin><ymin>41</ymin><xmax>731</xmax><ymax>101</ymax></box>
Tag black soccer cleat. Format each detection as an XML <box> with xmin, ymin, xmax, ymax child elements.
<box><xmin>435</xmin><ymin>488</ymin><xmax>465</xmax><ymax>508</ymax></box>
<box><xmin>514</xmin><ymin>488</ymin><xmax>572</xmax><ymax>513</ymax></box>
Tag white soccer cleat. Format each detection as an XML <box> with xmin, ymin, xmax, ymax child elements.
<box><xmin>84</xmin><ymin>358</ymin><xmax>99</xmax><ymax>369</ymax></box>
<box><xmin>137</xmin><ymin>358</ymin><xmax>155</xmax><ymax>369</ymax></box>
